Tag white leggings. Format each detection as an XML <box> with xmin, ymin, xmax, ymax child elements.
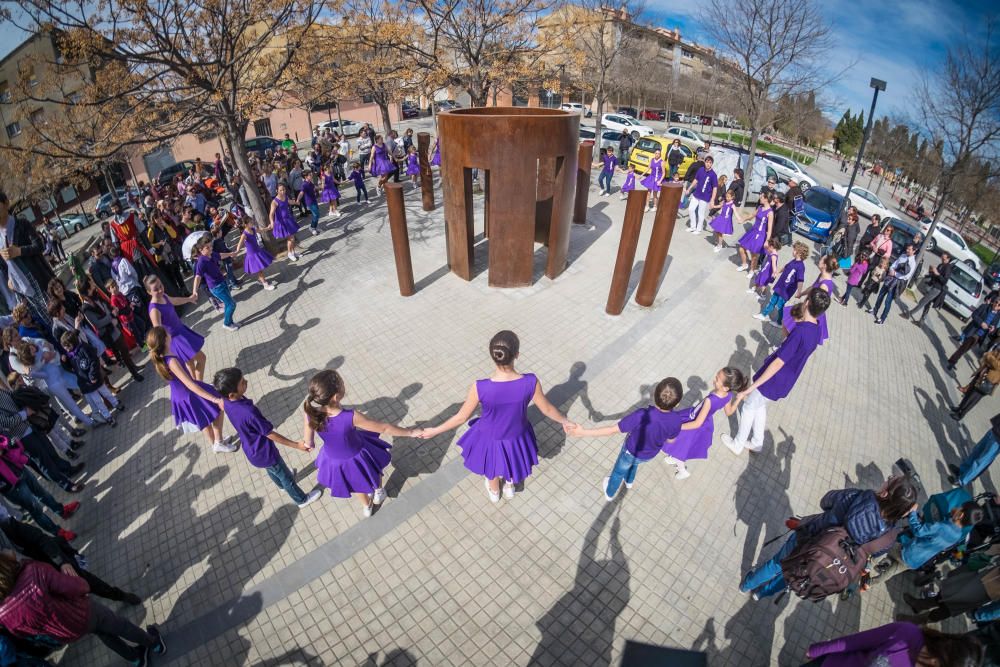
<box><xmin>735</xmin><ymin>389</ymin><xmax>769</xmax><ymax>451</ymax></box>
<box><xmin>688</xmin><ymin>198</ymin><xmax>710</xmax><ymax>231</ymax></box>
<box><xmin>83</xmin><ymin>386</ymin><xmax>118</xmax><ymax>422</ymax></box>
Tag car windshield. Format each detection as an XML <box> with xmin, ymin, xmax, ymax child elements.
<box><xmin>635</xmin><ymin>138</ymin><xmax>660</xmax><ymax>153</ymax></box>
<box><xmin>803</xmin><ymin>190</ymin><xmax>840</xmax><ymax>216</ymax></box>
<box><xmin>950</xmin><ymin>266</ymin><xmax>980</xmax><ymax>296</ymax></box>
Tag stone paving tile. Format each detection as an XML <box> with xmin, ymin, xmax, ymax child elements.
<box><xmin>53</xmin><ymin>176</ymin><xmax>994</xmax><ymax>666</ymax></box>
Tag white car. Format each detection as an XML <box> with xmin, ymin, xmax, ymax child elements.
<box><xmin>920</xmin><ymin>221</ymin><xmax>982</xmax><ymax>270</ymax></box>
<box><xmin>561</xmin><ymin>102</ymin><xmax>592</xmax><ymax>118</ymax></box>
<box><xmin>315</xmin><ymin>119</ymin><xmax>362</xmax><ymax>136</ymax></box>
<box><xmin>942</xmin><ymin>260</ymin><xmax>984</xmax><ymax>321</ymax></box>
<box><xmin>601</xmin><ymin>113</ymin><xmax>653</xmax><ymax>140</ymax></box>
<box><xmin>761</xmin><ymin>153</ymin><xmax>818</xmax><ymax>187</ymax></box>
<box><xmin>665</xmin><ymin>126</ymin><xmax>707</xmax><ymax>149</ymax></box>
<box><xmin>829</xmin><ymin>184</ymin><xmax>894</xmax><ymax>220</ymax></box>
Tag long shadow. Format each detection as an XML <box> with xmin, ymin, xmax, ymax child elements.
<box><xmin>527</xmin><ymin>500</ymin><xmax>629</xmax><ymax>666</ymax></box>
<box><xmin>777</xmin><ymin>598</ymin><xmax>835</xmax><ymax>666</ymax></box>
<box><xmin>915</xmin><ymin>353</ymin><xmax>974</xmax><ymax>490</ymax></box>
<box><xmin>361</xmin><ymin>648</ymin><xmax>418</xmax><ymax>667</ymax></box>
<box><xmin>383</xmin><ymin>401</ymin><xmax>462</xmax><ymax>498</ymax></box>
<box><xmin>239</xmin><ymin>276</ymin><xmax>326</xmax><ymax>327</ymax></box>
<box><xmin>715</xmin><ymin>595</ymin><xmax>785</xmax><ymax>665</ymax></box>
<box><xmin>530</xmin><ymin>362</ymin><xmax>597</xmax><ymax>459</ymax></box>
<box><xmin>251</xmin><ymin>648</ymin><xmax>326</xmax><ymax>667</ymax></box>
<box><xmin>735</xmin><ymin>429</ymin><xmax>795</xmax><ymax>573</ymax></box>
<box><xmin>234</xmin><ymin>318</ymin><xmax>321</xmax><ymax>377</ymax></box>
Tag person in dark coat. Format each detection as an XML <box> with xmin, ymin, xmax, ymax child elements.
<box><xmin>727</xmin><ymin>168</ymin><xmax>745</xmax><ymax>206</ymax></box>
<box><xmin>0</xmin><ymin>193</ymin><xmax>55</xmax><ymax>329</ymax></box>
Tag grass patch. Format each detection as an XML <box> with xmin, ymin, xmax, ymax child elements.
<box><xmin>972</xmin><ymin>242</ymin><xmax>999</xmax><ymax>266</ymax></box>
<box><xmin>710</xmin><ymin>132</ymin><xmax>815</xmax><ymax>165</ymax></box>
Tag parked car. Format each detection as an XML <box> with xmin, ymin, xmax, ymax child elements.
<box><xmin>942</xmin><ymin>260</ymin><xmax>985</xmax><ymax>322</ymax></box>
<box><xmin>829</xmin><ymin>183</ymin><xmax>894</xmax><ymax>221</ymax></box>
<box><xmin>45</xmin><ymin>213</ymin><xmax>96</xmax><ymax>239</ymax></box>
<box><xmin>918</xmin><ymin>221</ymin><xmax>982</xmax><ymax>270</ymax></box>
<box><xmin>431</xmin><ymin>100</ymin><xmax>461</xmax><ymax>112</ymax></box>
<box><xmin>616</xmin><ymin>107</ymin><xmax>638</xmax><ymax>118</ymax></box>
<box><xmin>884</xmin><ymin>218</ymin><xmax>922</xmax><ymax>262</ymax></box>
<box><xmin>601</xmin><ymin>113</ymin><xmax>653</xmax><ymax>140</ymax></box>
<box><xmin>94</xmin><ymin>188</ymin><xmax>134</xmax><ymax>219</ymax></box>
<box><xmin>665</xmin><ymin>126</ymin><xmax>707</xmax><ymax>150</ymax></box>
<box><xmin>669</xmin><ymin>111</ymin><xmax>683</xmax><ymax>123</ymax></box>
<box><xmin>401</xmin><ymin>102</ymin><xmax>420</xmax><ymax>119</ymax></box>
<box><xmin>711</xmin><ymin>146</ymin><xmax>781</xmax><ymax>200</ymax></box>
<box><xmin>315</xmin><ymin>119</ymin><xmax>362</xmax><ymax>136</ymax></box>
<box><xmin>560</xmin><ymin>102</ymin><xmax>592</xmax><ymax>118</ymax></box>
<box><xmin>791</xmin><ymin>186</ymin><xmax>845</xmax><ymax>241</ymax></box>
<box><xmin>579</xmin><ymin>127</ymin><xmax>625</xmax><ymax>155</ymax></box>
<box><xmin>245</xmin><ymin>136</ymin><xmax>283</xmax><ymax>158</ymax></box>
<box><xmin>640</xmin><ymin>109</ymin><xmax>666</xmax><ymax>121</ymax></box>
<box><xmin>760</xmin><ymin>153</ymin><xmax>818</xmax><ymax>187</ymax></box>
<box><xmin>628</xmin><ymin>136</ymin><xmax>696</xmax><ymax>179</ymax></box>
<box><xmin>157</xmin><ymin>160</ymin><xmax>227</xmax><ymax>196</ymax></box>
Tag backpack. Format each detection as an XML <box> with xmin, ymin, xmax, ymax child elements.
<box><xmin>780</xmin><ymin>526</ymin><xmax>899</xmax><ymax>601</ymax></box>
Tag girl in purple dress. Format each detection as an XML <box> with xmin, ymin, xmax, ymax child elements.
<box><xmin>268</xmin><ymin>183</ymin><xmax>301</xmax><ymax>262</ymax></box>
<box><xmin>619</xmin><ymin>164</ymin><xmax>637</xmax><ymax>200</ymax></box>
<box><xmin>708</xmin><ymin>189</ymin><xmax>743</xmax><ymax>253</ymax></box>
<box><xmin>782</xmin><ymin>254</ymin><xmax>838</xmax><ymax>344</ymax></box>
<box><xmin>420</xmin><ymin>331</ymin><xmax>574</xmax><ymax>503</ymax></box>
<box><xmin>430</xmin><ymin>138</ymin><xmax>441</xmax><ymax>167</ymax></box>
<box><xmin>304</xmin><ymin>370</ymin><xmax>417</xmax><ymax>517</ymax></box>
<box><xmin>368</xmin><ymin>135</ymin><xmax>394</xmax><ymax>194</ymax></box>
<box><xmin>405</xmin><ymin>146</ymin><xmax>420</xmax><ymax>188</ymax></box>
<box><xmin>233</xmin><ymin>217</ymin><xmax>277</xmax><ymax>291</ymax></box>
<box><xmin>145</xmin><ymin>275</ymin><xmax>206</xmax><ymax>381</ymax></box>
<box><xmin>747</xmin><ymin>238</ymin><xmax>782</xmax><ymax>301</ymax></box>
<box><xmin>662</xmin><ymin>367</ymin><xmax>746</xmax><ymax>479</ymax></box>
<box><xmin>148</xmin><ymin>326</ymin><xmax>236</xmax><ymax>453</ymax></box>
<box><xmin>639</xmin><ymin>150</ymin><xmax>666</xmax><ymax>210</ymax></box>
<box><xmin>319</xmin><ymin>164</ymin><xmax>344</xmax><ymax>219</ymax></box>
<box><xmin>736</xmin><ymin>192</ymin><xmax>774</xmax><ymax>273</ymax></box>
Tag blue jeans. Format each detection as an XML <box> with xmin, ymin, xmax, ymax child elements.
<box><xmin>740</xmin><ymin>532</ymin><xmax>798</xmax><ymax>598</ymax></box>
<box><xmin>355</xmin><ymin>183</ymin><xmax>369</xmax><ymax>203</ymax></box>
<box><xmin>222</xmin><ymin>258</ymin><xmax>239</xmax><ymax>288</ymax></box>
<box><xmin>209</xmin><ymin>283</ymin><xmax>236</xmax><ymax>326</ymax></box>
<box><xmin>668</xmin><ymin>164</ymin><xmax>679</xmax><ymax>178</ymax></box>
<box><xmin>958</xmin><ymin>430</ymin><xmax>1000</xmax><ymax>487</ymax></box>
<box><xmin>975</xmin><ymin>600</ymin><xmax>1000</xmax><ymax>623</ymax></box>
<box><xmin>598</xmin><ymin>170</ymin><xmax>613</xmax><ymax>194</ymax></box>
<box><xmin>265</xmin><ymin>457</ymin><xmax>308</xmax><ymax>504</ymax></box>
<box><xmin>308</xmin><ymin>203</ymin><xmax>320</xmax><ymax>230</ymax></box>
<box><xmin>874</xmin><ymin>282</ymin><xmax>897</xmax><ymax>320</ymax></box>
<box><xmin>842</xmin><ymin>284</ymin><xmax>856</xmax><ymax>302</ymax></box>
<box><xmin>606</xmin><ymin>444</ymin><xmax>648</xmax><ymax>496</ymax></box>
<box><xmin>4</xmin><ymin>471</ymin><xmax>62</xmax><ymax>535</ymax></box>
<box><xmin>761</xmin><ymin>293</ymin><xmax>787</xmax><ymax>318</ymax></box>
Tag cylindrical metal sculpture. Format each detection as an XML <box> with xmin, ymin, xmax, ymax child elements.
<box><xmin>417</xmin><ymin>132</ymin><xmax>435</xmax><ymax>211</ymax></box>
<box><xmin>437</xmin><ymin>108</ymin><xmax>580</xmax><ymax>288</ymax></box>
<box><xmin>573</xmin><ymin>140</ymin><xmax>595</xmax><ymax>225</ymax></box>
<box><xmin>606</xmin><ymin>189</ymin><xmax>649</xmax><ymax>315</ymax></box>
<box><xmin>384</xmin><ymin>183</ymin><xmax>415</xmax><ymax>297</ymax></box>
<box><xmin>635</xmin><ymin>183</ymin><xmax>684</xmax><ymax>307</ymax></box>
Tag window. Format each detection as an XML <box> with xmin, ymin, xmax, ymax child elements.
<box><xmin>5</xmin><ymin>122</ymin><xmax>21</xmax><ymax>138</ymax></box>
<box><xmin>252</xmin><ymin>118</ymin><xmax>272</xmax><ymax>137</ymax></box>
<box><xmin>29</xmin><ymin>109</ymin><xmax>43</xmax><ymax>125</ymax></box>
<box><xmin>682</xmin><ymin>49</ymin><xmax>694</xmax><ymax>59</ymax></box>
<box><xmin>0</xmin><ymin>82</ymin><xmax>9</xmax><ymax>103</ymax></box>
<box><xmin>60</xmin><ymin>185</ymin><xmax>77</xmax><ymax>203</ymax></box>
<box><xmin>362</xmin><ymin>94</ymin><xmax>373</xmax><ymax>103</ymax></box>
<box><xmin>679</xmin><ymin>145</ymin><xmax>692</xmax><ymax>157</ymax></box>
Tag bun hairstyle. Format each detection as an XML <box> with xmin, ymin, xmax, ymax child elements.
<box><xmin>876</xmin><ymin>475</ymin><xmax>919</xmax><ymax>522</ymax></box>
<box><xmin>654</xmin><ymin>377</ymin><xmax>682</xmax><ymax>411</ymax></box>
<box><xmin>806</xmin><ymin>287</ymin><xmax>831</xmax><ymax>318</ymax></box>
<box><xmin>304</xmin><ymin>369</ymin><xmax>344</xmax><ymax>431</ymax></box>
<box><xmin>146</xmin><ymin>326</ymin><xmax>173</xmax><ymax>381</ymax></box>
<box><xmin>213</xmin><ymin>367</ymin><xmax>244</xmax><ymax>397</ymax></box>
<box><xmin>720</xmin><ymin>367</ymin><xmax>749</xmax><ymax>393</ymax></box>
<box><xmin>489</xmin><ymin>330</ymin><xmax>520</xmax><ymax>367</ymax></box>
<box><xmin>820</xmin><ymin>254</ymin><xmax>839</xmax><ymax>275</ymax></box>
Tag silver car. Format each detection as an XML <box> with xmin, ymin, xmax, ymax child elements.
<box><xmin>943</xmin><ymin>261</ymin><xmax>985</xmax><ymax>322</ymax></box>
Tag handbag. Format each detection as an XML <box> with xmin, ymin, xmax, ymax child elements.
<box><xmin>975</xmin><ymin>378</ymin><xmax>996</xmax><ymax>396</ymax></box>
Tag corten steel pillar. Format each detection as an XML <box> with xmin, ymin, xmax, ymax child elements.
<box><xmin>635</xmin><ymin>183</ymin><xmax>684</xmax><ymax>307</ymax></box>
<box><xmin>417</xmin><ymin>132</ymin><xmax>435</xmax><ymax>211</ymax></box>
<box><xmin>384</xmin><ymin>183</ymin><xmax>415</xmax><ymax>297</ymax></box>
<box><xmin>606</xmin><ymin>189</ymin><xmax>649</xmax><ymax>315</ymax></box>
<box><xmin>437</xmin><ymin>108</ymin><xmax>580</xmax><ymax>288</ymax></box>
<box><xmin>573</xmin><ymin>140</ymin><xmax>595</xmax><ymax>224</ymax></box>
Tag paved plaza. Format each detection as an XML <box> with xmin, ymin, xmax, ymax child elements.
<box><xmin>56</xmin><ymin>152</ymin><xmax>990</xmax><ymax>666</ymax></box>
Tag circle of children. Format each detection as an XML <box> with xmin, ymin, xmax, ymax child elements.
<box><xmin>0</xmin><ymin>131</ymin><xmax>994</xmax><ymax>666</ymax></box>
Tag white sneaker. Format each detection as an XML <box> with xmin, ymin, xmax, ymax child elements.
<box><xmin>372</xmin><ymin>487</ymin><xmax>386</xmax><ymax>505</ymax></box>
<box><xmin>310</xmin><ymin>228</ymin><xmax>319</xmax><ymax>236</ymax></box>
<box><xmin>721</xmin><ymin>434</ymin><xmax>745</xmax><ymax>455</ymax></box>
<box><xmin>484</xmin><ymin>479</ymin><xmax>500</xmax><ymax>504</ymax></box>
<box><xmin>335</xmin><ymin>211</ymin><xmax>343</xmax><ymax>218</ymax></box>
<box><xmin>753</xmin><ymin>313</ymin><xmax>769</xmax><ymax>322</ymax></box>
<box><xmin>288</xmin><ymin>252</ymin><xmax>299</xmax><ymax>262</ymax></box>
<box><xmin>624</xmin><ymin>479</ymin><xmax>634</xmax><ymax>489</ymax></box>
<box><xmin>296</xmin><ymin>489</ymin><xmax>322</xmax><ymax>508</ymax></box>
<box><xmin>747</xmin><ymin>444</ymin><xmax>764</xmax><ymax>454</ymax></box>
<box><xmin>212</xmin><ymin>440</ymin><xmax>239</xmax><ymax>453</ymax></box>
<box><xmin>503</xmin><ymin>481</ymin><xmax>515</xmax><ymax>499</ymax></box>
<box><xmin>601</xmin><ymin>476</ymin><xmax>616</xmax><ymax>501</ymax></box>
<box><xmin>263</xmin><ymin>282</ymin><xmax>277</xmax><ymax>291</ymax></box>
<box><xmin>663</xmin><ymin>455</ymin><xmax>681</xmax><ymax>466</ymax></box>
<box><xmin>745</xmin><ymin>288</ymin><xmax>757</xmax><ymax>295</ymax></box>
<box><xmin>767</xmin><ymin>319</ymin><xmax>782</xmax><ymax>328</ymax></box>
<box><xmin>736</xmin><ymin>264</ymin><xmax>749</xmax><ymax>272</ymax></box>
<box><xmin>675</xmin><ymin>467</ymin><xmax>691</xmax><ymax>480</ymax></box>
<box><xmin>363</xmin><ymin>498</ymin><xmax>374</xmax><ymax>517</ymax></box>
<box><xmin>713</xmin><ymin>246</ymin><xmax>723</xmax><ymax>253</ymax></box>
<box><xmin>222</xmin><ymin>323</ymin><xmax>241</xmax><ymax>331</ymax></box>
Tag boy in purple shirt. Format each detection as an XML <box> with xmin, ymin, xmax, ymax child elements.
<box><xmin>755</xmin><ymin>241</ymin><xmax>808</xmax><ymax>325</ymax></box>
<box><xmin>685</xmin><ymin>155</ymin><xmax>718</xmax><ymax>233</ymax></box>
<box><xmin>190</xmin><ymin>237</ymin><xmax>240</xmax><ymax>331</ymax></box>
<box><xmin>296</xmin><ymin>171</ymin><xmax>321</xmax><ymax>234</ymax></box>
<box><xmin>213</xmin><ymin>367</ymin><xmax>322</xmax><ymax>508</ymax></box>
<box><xmin>348</xmin><ymin>162</ymin><xmax>369</xmax><ymax>204</ymax></box>
<box><xmin>569</xmin><ymin>377</ymin><xmax>683</xmax><ymax>500</ymax></box>
<box><xmin>725</xmin><ymin>287</ymin><xmax>831</xmax><ymax>455</ymax></box>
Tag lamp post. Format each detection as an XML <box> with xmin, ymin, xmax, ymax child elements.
<box><xmin>834</xmin><ymin>77</ymin><xmax>886</xmax><ymax>228</ymax></box>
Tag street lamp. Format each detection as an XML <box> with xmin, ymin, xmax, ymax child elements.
<box><xmin>834</xmin><ymin>77</ymin><xmax>886</xmax><ymax>228</ymax></box>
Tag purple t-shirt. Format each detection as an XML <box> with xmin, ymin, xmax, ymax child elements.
<box><xmin>194</xmin><ymin>251</ymin><xmax>226</xmax><ymax>290</ymax></box>
<box><xmin>773</xmin><ymin>259</ymin><xmax>805</xmax><ymax>300</ymax></box>
<box><xmin>349</xmin><ymin>170</ymin><xmax>365</xmax><ymax>187</ymax></box>
<box><xmin>691</xmin><ymin>167</ymin><xmax>719</xmax><ymax>202</ymax></box>
<box><xmin>300</xmin><ymin>180</ymin><xmax>317</xmax><ymax>207</ymax></box>
<box><xmin>618</xmin><ymin>406</ymin><xmax>685</xmax><ymax>460</ymax></box>
<box><xmin>755</xmin><ymin>320</ymin><xmax>821</xmax><ymax>401</ymax></box>
<box><xmin>223</xmin><ymin>397</ymin><xmax>279</xmax><ymax>468</ymax></box>
<box><xmin>601</xmin><ymin>153</ymin><xmax>617</xmax><ymax>174</ymax></box>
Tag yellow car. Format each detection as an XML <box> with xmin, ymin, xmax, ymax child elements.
<box><xmin>628</xmin><ymin>136</ymin><xmax>696</xmax><ymax>181</ymax></box>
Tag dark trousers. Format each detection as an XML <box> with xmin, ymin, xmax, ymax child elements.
<box><xmin>103</xmin><ymin>333</ymin><xmax>142</xmax><ymax>378</ymax></box>
<box><xmin>3</xmin><ymin>472</ymin><xmax>62</xmax><ymax>535</ymax></box>
<box><xmin>86</xmin><ymin>599</ymin><xmax>153</xmax><ymax>662</ymax></box>
<box><xmin>355</xmin><ymin>183</ymin><xmax>369</xmax><ymax>203</ymax></box>
<box><xmin>949</xmin><ymin>335</ymin><xmax>984</xmax><ymax>366</ymax></box>
<box><xmin>22</xmin><ymin>431</ymin><xmax>75</xmax><ymax>490</ymax></box>
<box><xmin>124</xmin><ymin>288</ymin><xmax>149</xmax><ymax>343</ymax></box>
<box><xmin>954</xmin><ymin>389</ymin><xmax>985</xmax><ymax>418</ymax></box>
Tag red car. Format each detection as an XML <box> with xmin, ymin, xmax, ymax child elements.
<box><xmin>640</xmin><ymin>109</ymin><xmax>666</xmax><ymax>121</ymax></box>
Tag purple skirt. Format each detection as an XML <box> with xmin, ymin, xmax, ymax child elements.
<box><xmin>662</xmin><ymin>423</ymin><xmax>714</xmax><ymax>461</ymax></box>
<box><xmin>272</xmin><ymin>212</ymin><xmax>298</xmax><ymax>239</ymax></box>
<box><xmin>457</xmin><ymin>418</ymin><xmax>539</xmax><ymax>483</ymax></box>
<box><xmin>320</xmin><ymin>184</ymin><xmax>340</xmax><ymax>203</ymax></box>
<box><xmin>640</xmin><ymin>173</ymin><xmax>661</xmax><ymax>190</ymax></box>
<box><xmin>171</xmin><ymin>380</ymin><xmax>220</xmax><ymax>433</ymax></box>
<box><xmin>243</xmin><ymin>244</ymin><xmax>273</xmax><ymax>275</ymax></box>
<box><xmin>406</xmin><ymin>161</ymin><xmax>420</xmax><ymax>176</ymax></box>
<box><xmin>169</xmin><ymin>328</ymin><xmax>204</xmax><ymax>363</ymax></box>
<box><xmin>372</xmin><ymin>154</ymin><xmax>394</xmax><ymax>176</ymax></box>
<box><xmin>430</xmin><ymin>149</ymin><xmax>441</xmax><ymax>166</ymax></box>
<box><xmin>739</xmin><ymin>226</ymin><xmax>767</xmax><ymax>254</ymax></box>
<box><xmin>709</xmin><ymin>213</ymin><xmax>733</xmax><ymax>235</ymax></box>
<box><xmin>316</xmin><ymin>430</ymin><xmax>392</xmax><ymax>498</ymax></box>
<box><xmin>755</xmin><ymin>260</ymin><xmax>776</xmax><ymax>287</ymax></box>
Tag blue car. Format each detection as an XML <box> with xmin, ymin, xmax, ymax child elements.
<box><xmin>792</xmin><ymin>186</ymin><xmax>845</xmax><ymax>241</ymax></box>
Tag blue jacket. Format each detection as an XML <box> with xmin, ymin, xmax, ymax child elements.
<box><xmin>900</xmin><ymin>510</ymin><xmax>965</xmax><ymax>569</ymax></box>
<box><xmin>802</xmin><ymin>489</ymin><xmax>889</xmax><ymax>546</ymax></box>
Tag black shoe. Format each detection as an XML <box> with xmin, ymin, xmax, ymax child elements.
<box><xmin>114</xmin><ymin>401</ymin><xmax>125</xmax><ymax>413</ymax></box>
<box><xmin>132</xmin><ymin>373</ymin><xmax>145</xmax><ymax>383</ymax></box>
<box><xmin>67</xmin><ymin>463</ymin><xmax>85</xmax><ymax>477</ymax></box>
<box><xmin>69</xmin><ymin>439</ymin><xmax>85</xmax><ymax>450</ymax></box>
<box><xmin>864</xmin><ymin>306</ymin><xmax>873</xmax><ymax>314</ymax></box>
<box><xmin>121</xmin><ymin>591</ymin><xmax>142</xmax><ymax>606</ymax></box>
<box><xmin>948</xmin><ymin>463</ymin><xmax>961</xmax><ymax>477</ymax></box>
<box><xmin>948</xmin><ymin>474</ymin><xmax>959</xmax><ymax>486</ymax></box>
<box><xmin>70</xmin><ymin>428</ymin><xmax>86</xmax><ymax>438</ymax></box>
<box><xmin>65</xmin><ymin>449</ymin><xmax>78</xmax><ymax>461</ymax></box>
<box><xmin>147</xmin><ymin>624</ymin><xmax>166</xmax><ymax>655</ymax></box>
<box><xmin>900</xmin><ymin>311</ymin><xmax>909</xmax><ymax>319</ymax></box>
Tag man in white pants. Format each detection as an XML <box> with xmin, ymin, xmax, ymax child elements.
<box><xmin>686</xmin><ymin>156</ymin><xmax>718</xmax><ymax>233</ymax></box>
<box><xmin>723</xmin><ymin>288</ymin><xmax>830</xmax><ymax>454</ymax></box>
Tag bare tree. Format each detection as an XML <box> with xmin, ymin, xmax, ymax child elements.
<box><xmin>700</xmin><ymin>0</ymin><xmax>837</xmax><ymax>202</ymax></box>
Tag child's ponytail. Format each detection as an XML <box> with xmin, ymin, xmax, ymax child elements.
<box><xmin>304</xmin><ymin>369</ymin><xmax>343</xmax><ymax>431</ymax></box>
<box><xmin>147</xmin><ymin>326</ymin><xmax>173</xmax><ymax>381</ymax></box>
<box><xmin>721</xmin><ymin>367</ymin><xmax>749</xmax><ymax>393</ymax></box>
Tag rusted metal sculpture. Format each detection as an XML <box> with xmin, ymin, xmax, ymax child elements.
<box><xmin>417</xmin><ymin>132</ymin><xmax>435</xmax><ymax>211</ymax></box>
<box><xmin>437</xmin><ymin>108</ymin><xmax>580</xmax><ymax>288</ymax></box>
<box><xmin>384</xmin><ymin>183</ymin><xmax>415</xmax><ymax>297</ymax></box>
<box><xmin>606</xmin><ymin>189</ymin><xmax>649</xmax><ymax>315</ymax></box>
<box><xmin>573</xmin><ymin>140</ymin><xmax>594</xmax><ymax>224</ymax></box>
<box><xmin>635</xmin><ymin>183</ymin><xmax>684</xmax><ymax>307</ymax></box>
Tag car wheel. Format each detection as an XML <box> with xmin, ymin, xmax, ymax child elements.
<box><xmin>73</xmin><ymin>223</ymin><xmax>83</xmax><ymax>233</ymax></box>
<box><xmin>964</xmin><ymin>258</ymin><xmax>978</xmax><ymax>269</ymax></box>
<box><xmin>927</xmin><ymin>238</ymin><xmax>937</xmax><ymax>252</ymax></box>
<box><xmin>98</xmin><ymin>210</ymin><xmax>109</xmax><ymax>219</ymax></box>
<box><xmin>631</xmin><ymin>131</ymin><xmax>639</xmax><ymax>140</ymax></box>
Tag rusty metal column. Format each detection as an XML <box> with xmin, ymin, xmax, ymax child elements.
<box><xmin>606</xmin><ymin>189</ymin><xmax>649</xmax><ymax>315</ymax></box>
<box><xmin>417</xmin><ymin>132</ymin><xmax>435</xmax><ymax>211</ymax></box>
<box><xmin>384</xmin><ymin>183</ymin><xmax>415</xmax><ymax>296</ymax></box>
<box><xmin>635</xmin><ymin>183</ymin><xmax>683</xmax><ymax>307</ymax></box>
<box><xmin>573</xmin><ymin>140</ymin><xmax>594</xmax><ymax>224</ymax></box>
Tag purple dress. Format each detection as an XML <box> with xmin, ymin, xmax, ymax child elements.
<box><xmin>662</xmin><ymin>392</ymin><xmax>731</xmax><ymax>461</ymax></box>
<box><xmin>738</xmin><ymin>206</ymin><xmax>771</xmax><ymax>254</ymax></box>
<box><xmin>241</xmin><ymin>227</ymin><xmax>273</xmax><ymax>274</ymax></box>
<box><xmin>315</xmin><ymin>410</ymin><xmax>392</xmax><ymax>498</ymax></box>
<box><xmin>783</xmin><ymin>277</ymin><xmax>834</xmax><ymax>344</ymax></box>
<box><xmin>271</xmin><ymin>197</ymin><xmax>298</xmax><ymax>239</ymax></box>
<box><xmin>430</xmin><ymin>140</ymin><xmax>441</xmax><ymax>167</ymax></box>
<box><xmin>709</xmin><ymin>201</ymin><xmax>735</xmax><ymax>235</ymax></box>
<box><xmin>319</xmin><ymin>174</ymin><xmax>340</xmax><ymax>203</ymax></box>
<box><xmin>165</xmin><ymin>355</ymin><xmax>220</xmax><ymax>433</ymax></box>
<box><xmin>640</xmin><ymin>158</ymin><xmax>664</xmax><ymax>190</ymax></box>
<box><xmin>149</xmin><ymin>301</ymin><xmax>204</xmax><ymax>363</ymax></box>
<box><xmin>621</xmin><ymin>172</ymin><xmax>636</xmax><ymax>193</ymax></box>
<box><xmin>371</xmin><ymin>144</ymin><xmax>393</xmax><ymax>176</ymax></box>
<box><xmin>755</xmin><ymin>251</ymin><xmax>778</xmax><ymax>287</ymax></box>
<box><xmin>458</xmin><ymin>374</ymin><xmax>539</xmax><ymax>483</ymax></box>
<box><xmin>405</xmin><ymin>153</ymin><xmax>420</xmax><ymax>176</ymax></box>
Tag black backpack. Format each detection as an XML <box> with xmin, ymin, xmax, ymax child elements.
<box><xmin>780</xmin><ymin>527</ymin><xmax>899</xmax><ymax>601</ymax></box>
